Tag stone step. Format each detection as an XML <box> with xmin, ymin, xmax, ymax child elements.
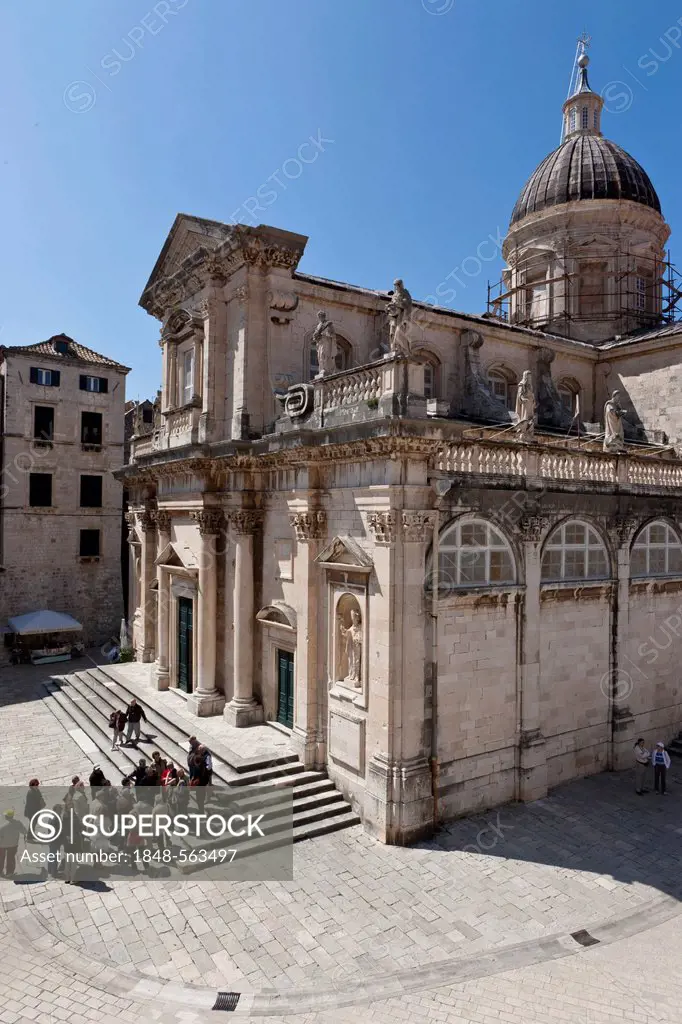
<box><xmin>91</xmin><ymin>664</ymin><xmax>300</xmax><ymax>775</ymax></box>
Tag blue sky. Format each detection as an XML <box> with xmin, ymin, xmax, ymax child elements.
<box><xmin>2</xmin><ymin>0</ymin><xmax>682</xmax><ymax>399</ymax></box>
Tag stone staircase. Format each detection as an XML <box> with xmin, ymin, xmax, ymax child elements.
<box><xmin>42</xmin><ymin>665</ymin><xmax>360</xmax><ymax>843</ymax></box>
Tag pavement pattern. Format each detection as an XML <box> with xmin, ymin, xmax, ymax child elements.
<box><xmin>0</xmin><ymin>661</ymin><xmax>680</xmax><ymax>1023</ymax></box>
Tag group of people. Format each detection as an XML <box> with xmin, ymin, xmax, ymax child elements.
<box><xmin>633</xmin><ymin>738</ymin><xmax>672</xmax><ymax>795</ymax></box>
<box><xmin>0</xmin><ymin>721</ymin><xmax>216</xmax><ymax>880</ymax></box>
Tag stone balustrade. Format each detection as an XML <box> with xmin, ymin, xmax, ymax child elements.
<box><xmin>322</xmin><ymin>365</ymin><xmax>383</xmax><ymax>409</ymax></box>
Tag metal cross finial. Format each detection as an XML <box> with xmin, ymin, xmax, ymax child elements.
<box><xmin>578</xmin><ymin>32</ymin><xmax>591</xmax><ymax>51</ymax></box>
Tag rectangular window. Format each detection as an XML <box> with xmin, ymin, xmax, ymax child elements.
<box><xmin>29</xmin><ymin>367</ymin><xmax>60</xmax><ymax>387</ymax></box>
<box><xmin>581</xmin><ymin>106</ymin><xmax>589</xmax><ymax>128</ymax></box>
<box><xmin>569</xmin><ymin>108</ymin><xmax>577</xmax><ymax>132</ymax></box>
<box><xmin>423</xmin><ymin>364</ymin><xmax>435</xmax><ymax>400</ymax></box>
<box><xmin>182</xmin><ymin>351</ymin><xmax>194</xmax><ymax>405</ymax></box>
<box><xmin>635</xmin><ymin>276</ymin><xmax>647</xmax><ymax>311</ymax></box>
<box><xmin>81</xmin><ymin>411</ymin><xmax>103</xmax><ymax>445</ymax></box>
<box><xmin>79</xmin><ymin>375</ymin><xmax>108</xmax><ymax>393</ymax></box>
<box><xmin>79</xmin><ymin>529</ymin><xmax>100</xmax><ymax>557</ymax></box>
<box><xmin>80</xmin><ymin>475</ymin><xmax>103</xmax><ymax>508</ymax></box>
<box><xmin>33</xmin><ymin>406</ymin><xmax>54</xmax><ymax>441</ymax></box>
<box><xmin>29</xmin><ymin>473</ymin><xmax>52</xmax><ymax>507</ymax></box>
<box><xmin>593</xmin><ymin>109</ymin><xmax>599</xmax><ymax>129</ymax></box>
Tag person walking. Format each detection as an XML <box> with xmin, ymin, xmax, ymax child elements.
<box><xmin>125</xmin><ymin>698</ymin><xmax>150</xmax><ymax>747</ymax></box>
<box><xmin>24</xmin><ymin>779</ymin><xmax>45</xmax><ymax>820</ymax></box>
<box><xmin>0</xmin><ymin>810</ymin><xmax>27</xmax><ymax>876</ymax></box>
<box><xmin>633</xmin><ymin>738</ymin><xmax>651</xmax><ymax>795</ymax></box>
<box><xmin>109</xmin><ymin>708</ymin><xmax>127</xmax><ymax>750</ymax></box>
<box><xmin>653</xmin><ymin>741</ymin><xmax>671</xmax><ymax>795</ymax></box>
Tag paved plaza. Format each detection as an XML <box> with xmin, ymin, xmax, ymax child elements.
<box><xmin>0</xmin><ymin>661</ymin><xmax>681</xmax><ymax>1023</ymax></box>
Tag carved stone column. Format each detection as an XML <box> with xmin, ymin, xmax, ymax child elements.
<box><xmin>125</xmin><ymin>512</ymin><xmax>140</xmax><ymax>639</ymax></box>
<box><xmin>516</xmin><ymin>514</ymin><xmax>551</xmax><ymax>801</ymax></box>
<box><xmin>154</xmin><ymin>511</ymin><xmax>172</xmax><ymax>690</ymax></box>
<box><xmin>224</xmin><ymin>510</ymin><xmax>264</xmax><ymax>727</ymax></box>
<box><xmin>188</xmin><ymin>509</ymin><xmax>225</xmax><ymax>716</ymax></box>
<box><xmin>137</xmin><ymin>508</ymin><xmax>157</xmax><ymax>663</ymax></box>
<box><xmin>363</xmin><ymin>509</ymin><xmax>435</xmax><ymax>844</ymax></box>
<box><xmin>289</xmin><ymin>509</ymin><xmax>327</xmax><ymax>767</ymax></box>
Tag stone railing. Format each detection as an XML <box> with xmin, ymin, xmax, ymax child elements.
<box><xmin>538</xmin><ymin>452</ymin><xmax>616</xmax><ymax>484</ymax></box>
<box><xmin>627</xmin><ymin>462</ymin><xmax>682</xmax><ymax>488</ymax></box>
<box><xmin>322</xmin><ymin>365</ymin><xmax>383</xmax><ymax>409</ymax></box>
<box><xmin>435</xmin><ymin>443</ymin><xmax>528</xmax><ymax>478</ymax></box>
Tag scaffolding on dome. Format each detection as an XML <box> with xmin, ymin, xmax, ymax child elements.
<box><xmin>486</xmin><ymin>247</ymin><xmax>682</xmax><ymax>339</ymax></box>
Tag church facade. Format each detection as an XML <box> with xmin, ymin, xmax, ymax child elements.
<box><xmin>122</xmin><ymin>54</ymin><xmax>682</xmax><ymax>843</ymax></box>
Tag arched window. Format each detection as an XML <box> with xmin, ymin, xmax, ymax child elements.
<box><xmin>631</xmin><ymin>521</ymin><xmax>682</xmax><ymax>577</ymax></box>
<box><xmin>541</xmin><ymin>520</ymin><xmax>609</xmax><ymax>582</ymax></box>
<box><xmin>437</xmin><ymin>518</ymin><xmax>515</xmax><ymax>589</ymax></box>
<box><xmin>415</xmin><ymin>350</ymin><xmax>441</xmax><ymax>399</ymax></box>
<box><xmin>309</xmin><ymin>336</ymin><xmax>352</xmax><ymax>380</ymax></box>
<box><xmin>488</xmin><ymin>367</ymin><xmax>517</xmax><ymax>411</ymax></box>
<box><xmin>557</xmin><ymin>378</ymin><xmax>581</xmax><ymax>417</ymax></box>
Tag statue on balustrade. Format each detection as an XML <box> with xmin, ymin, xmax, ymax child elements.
<box><xmin>603</xmin><ymin>390</ymin><xmax>626</xmax><ymax>452</ymax></box>
<box><xmin>386</xmin><ymin>278</ymin><xmax>413</xmax><ymax>357</ymax></box>
<box><xmin>311</xmin><ymin>310</ymin><xmax>337</xmax><ymax>377</ymax></box>
<box><xmin>514</xmin><ymin>370</ymin><xmax>536</xmax><ymax>440</ymax></box>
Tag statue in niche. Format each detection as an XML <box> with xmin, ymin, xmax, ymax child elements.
<box><xmin>514</xmin><ymin>370</ymin><xmax>536</xmax><ymax>440</ymax></box>
<box><xmin>386</xmin><ymin>279</ymin><xmax>413</xmax><ymax>357</ymax></box>
<box><xmin>311</xmin><ymin>311</ymin><xmax>337</xmax><ymax>377</ymax></box>
<box><xmin>336</xmin><ymin>606</ymin><xmax>363</xmax><ymax>688</ymax></box>
<box><xmin>603</xmin><ymin>390</ymin><xmax>626</xmax><ymax>452</ymax></box>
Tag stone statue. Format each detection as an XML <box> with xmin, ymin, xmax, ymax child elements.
<box><xmin>514</xmin><ymin>370</ymin><xmax>536</xmax><ymax>440</ymax></box>
<box><xmin>311</xmin><ymin>310</ymin><xmax>336</xmax><ymax>377</ymax></box>
<box><xmin>337</xmin><ymin>607</ymin><xmax>363</xmax><ymax>688</ymax></box>
<box><xmin>386</xmin><ymin>278</ymin><xmax>413</xmax><ymax>356</ymax></box>
<box><xmin>603</xmin><ymin>390</ymin><xmax>626</xmax><ymax>452</ymax></box>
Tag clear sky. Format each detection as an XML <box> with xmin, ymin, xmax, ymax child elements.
<box><xmin>2</xmin><ymin>0</ymin><xmax>682</xmax><ymax>398</ymax></box>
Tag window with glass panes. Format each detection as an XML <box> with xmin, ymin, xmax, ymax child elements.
<box><xmin>541</xmin><ymin>521</ymin><xmax>609</xmax><ymax>581</ymax></box>
<box><xmin>437</xmin><ymin>519</ymin><xmax>515</xmax><ymax>589</ymax></box>
<box><xmin>488</xmin><ymin>370</ymin><xmax>516</xmax><ymax>410</ymax></box>
<box><xmin>630</xmin><ymin>522</ymin><xmax>682</xmax><ymax>577</ymax></box>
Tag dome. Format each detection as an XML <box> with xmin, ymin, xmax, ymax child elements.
<box><xmin>510</xmin><ymin>134</ymin><xmax>661</xmax><ymax>226</ymax></box>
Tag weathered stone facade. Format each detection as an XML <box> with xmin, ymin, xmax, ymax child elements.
<box><xmin>121</xmin><ymin>56</ymin><xmax>682</xmax><ymax>843</ymax></box>
<box><xmin>0</xmin><ymin>335</ymin><xmax>128</xmax><ymax>645</ymax></box>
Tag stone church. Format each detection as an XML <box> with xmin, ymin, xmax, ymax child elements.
<box><xmin>123</xmin><ymin>52</ymin><xmax>682</xmax><ymax>843</ymax></box>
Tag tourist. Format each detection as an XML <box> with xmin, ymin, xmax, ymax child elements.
<box><xmin>24</xmin><ymin>779</ymin><xmax>45</xmax><ymax>819</ymax></box>
<box><xmin>633</xmin><ymin>738</ymin><xmax>650</xmax><ymax>795</ymax></box>
<box><xmin>187</xmin><ymin>736</ymin><xmax>200</xmax><ymax>768</ymax></box>
<box><xmin>151</xmin><ymin>750</ymin><xmax>168</xmax><ymax>774</ymax></box>
<box><xmin>66</xmin><ymin>778</ymin><xmax>88</xmax><ymax>818</ymax></box>
<box><xmin>124</xmin><ymin>698</ymin><xmax>150</xmax><ymax>746</ymax></box>
<box><xmin>0</xmin><ymin>810</ymin><xmax>26</xmax><ymax>877</ymax></box>
<box><xmin>189</xmin><ymin>747</ymin><xmax>211</xmax><ymax>813</ymax></box>
<box><xmin>122</xmin><ymin>758</ymin><xmax>149</xmax><ymax>786</ymax></box>
<box><xmin>653</xmin><ymin>741</ymin><xmax>671</xmax><ymax>795</ymax></box>
<box><xmin>88</xmin><ymin>765</ymin><xmax>108</xmax><ymax>793</ymax></box>
<box><xmin>109</xmin><ymin>708</ymin><xmax>127</xmax><ymax>750</ymax></box>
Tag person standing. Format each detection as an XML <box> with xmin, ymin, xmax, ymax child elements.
<box><xmin>125</xmin><ymin>698</ymin><xmax>150</xmax><ymax>746</ymax></box>
<box><xmin>110</xmin><ymin>708</ymin><xmax>127</xmax><ymax>750</ymax></box>
<box><xmin>653</xmin><ymin>741</ymin><xmax>671</xmax><ymax>795</ymax></box>
<box><xmin>633</xmin><ymin>738</ymin><xmax>650</xmax><ymax>795</ymax></box>
<box><xmin>0</xmin><ymin>810</ymin><xmax>27</xmax><ymax>876</ymax></box>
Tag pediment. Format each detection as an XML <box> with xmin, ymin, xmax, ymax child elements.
<box><xmin>155</xmin><ymin>542</ymin><xmax>197</xmax><ymax>569</ymax></box>
<box><xmin>141</xmin><ymin>214</ymin><xmax>234</xmax><ymax>303</ymax></box>
<box><xmin>315</xmin><ymin>536</ymin><xmax>373</xmax><ymax>572</ymax></box>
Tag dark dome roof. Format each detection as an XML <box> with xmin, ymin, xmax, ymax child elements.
<box><xmin>510</xmin><ymin>134</ymin><xmax>661</xmax><ymax>225</ymax></box>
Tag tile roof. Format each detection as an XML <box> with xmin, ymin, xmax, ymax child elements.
<box><xmin>1</xmin><ymin>334</ymin><xmax>129</xmax><ymax>371</ymax></box>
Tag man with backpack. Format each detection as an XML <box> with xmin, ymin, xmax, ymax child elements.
<box><xmin>109</xmin><ymin>708</ymin><xmax>127</xmax><ymax>750</ymax></box>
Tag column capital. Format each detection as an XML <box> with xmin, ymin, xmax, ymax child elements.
<box><xmin>517</xmin><ymin>514</ymin><xmax>553</xmax><ymax>543</ymax></box>
<box><xmin>191</xmin><ymin>509</ymin><xmax>225</xmax><ymax>536</ymax></box>
<box><xmin>367</xmin><ymin>511</ymin><xmax>397</xmax><ymax>545</ymax></box>
<box><xmin>139</xmin><ymin>508</ymin><xmax>157</xmax><ymax>533</ymax></box>
<box><xmin>228</xmin><ymin>509</ymin><xmax>264</xmax><ymax>535</ymax></box>
<box><xmin>153</xmin><ymin>510</ymin><xmax>172</xmax><ymax>535</ymax></box>
<box><xmin>289</xmin><ymin>510</ymin><xmax>327</xmax><ymax>541</ymax></box>
<box><xmin>402</xmin><ymin>510</ymin><xmax>437</xmax><ymax>543</ymax></box>
<box><xmin>612</xmin><ymin>513</ymin><xmax>640</xmax><ymax>547</ymax></box>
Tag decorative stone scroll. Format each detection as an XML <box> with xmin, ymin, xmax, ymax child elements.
<box><xmin>402</xmin><ymin>511</ymin><xmax>437</xmax><ymax>542</ymax></box>
<box><xmin>367</xmin><ymin>511</ymin><xmax>397</xmax><ymax>544</ymax></box>
<box><xmin>284</xmin><ymin>383</ymin><xmax>315</xmax><ymax>420</ymax></box>
<box><xmin>191</xmin><ymin>509</ymin><xmax>225</xmax><ymax>535</ymax></box>
<box><xmin>227</xmin><ymin>510</ymin><xmax>264</xmax><ymax>535</ymax></box>
<box><xmin>289</xmin><ymin>510</ymin><xmax>327</xmax><ymax>541</ymax></box>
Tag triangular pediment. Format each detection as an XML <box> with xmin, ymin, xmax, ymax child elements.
<box><xmin>315</xmin><ymin>536</ymin><xmax>373</xmax><ymax>571</ymax></box>
<box><xmin>141</xmin><ymin>214</ymin><xmax>233</xmax><ymax>305</ymax></box>
<box><xmin>155</xmin><ymin>542</ymin><xmax>196</xmax><ymax>569</ymax></box>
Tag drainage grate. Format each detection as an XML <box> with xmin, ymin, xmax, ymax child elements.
<box><xmin>212</xmin><ymin>992</ymin><xmax>241</xmax><ymax>1012</ymax></box>
<box><xmin>570</xmin><ymin>929</ymin><xmax>599</xmax><ymax>947</ymax></box>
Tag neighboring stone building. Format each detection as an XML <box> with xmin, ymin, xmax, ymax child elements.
<box><xmin>0</xmin><ymin>334</ymin><xmax>129</xmax><ymax>644</ymax></box>
<box><xmin>122</xmin><ymin>52</ymin><xmax>682</xmax><ymax>844</ymax></box>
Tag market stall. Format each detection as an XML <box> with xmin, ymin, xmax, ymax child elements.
<box><xmin>5</xmin><ymin>610</ymin><xmax>84</xmax><ymax>665</ymax></box>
